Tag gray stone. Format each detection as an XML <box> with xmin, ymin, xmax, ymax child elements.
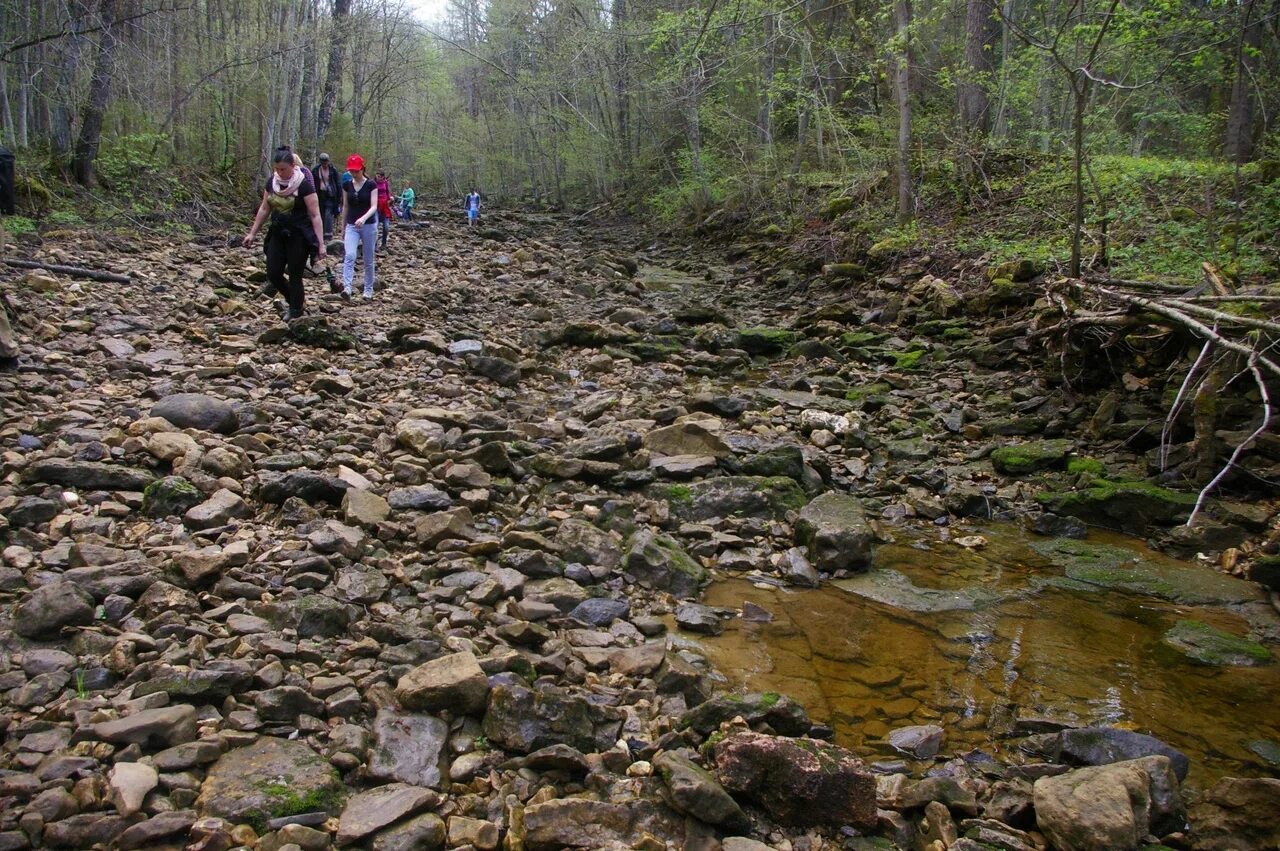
<box><xmin>567</xmin><ymin>598</ymin><xmax>629</xmax><ymax>626</ymax></box>
<box><xmin>795</xmin><ymin>491</ymin><xmax>876</xmax><ymax>571</ymax></box>
<box><xmin>368</xmin><ymin>709</ymin><xmax>448</xmax><ymax>787</ymax></box>
<box><xmin>84</xmin><ymin>705</ymin><xmax>198</xmax><ymax>749</ymax></box>
<box><xmin>13</xmin><ymin>581</ymin><xmax>94</xmax><ymax>638</ymax></box>
<box><xmin>336</xmin><ymin>783</ymin><xmax>437</xmax><ymax>846</ymax></box>
<box><xmin>1186</xmin><ymin>777</ymin><xmax>1280</xmax><ymax>851</ymax></box>
<box><xmin>23</xmin><ymin>459</ymin><xmax>155</xmax><ymax>492</ymax></box>
<box><xmin>108</xmin><ymin>762</ymin><xmax>158</xmax><ymax>816</ymax></box>
<box><xmin>343</xmin><ymin>489</ymin><xmax>390</xmax><ymax>527</ymax></box>
<box><xmin>653</xmin><ymin>750</ymin><xmax>749</xmax><ymax>832</ymax></box>
<box><xmin>184</xmin><ymin>488</ymin><xmax>251</xmax><ymax>529</ymax></box>
<box><xmin>151</xmin><ymin>393</ymin><xmax>239</xmax><ymax>433</ymax></box>
<box><xmin>388</xmin><ymin>485</ymin><xmax>454</xmax><ymax>511</ymax></box>
<box><xmin>624</xmin><ymin>530</ymin><xmax>708</xmax><ymax>598</ymax></box>
<box><xmin>370</xmin><ymin>812</ymin><xmax>447</xmax><ymax>851</ymax></box>
<box><xmin>196</xmin><ymin>737</ymin><xmax>345</xmax><ymax>827</ymax></box>
<box><xmin>8</xmin><ymin>497</ymin><xmax>60</xmax><ymax>528</ymax></box>
<box><xmin>674</xmin><ymin>603</ymin><xmax>722</xmax><ymax>635</ymax></box>
<box><xmin>712</xmin><ymin>731</ymin><xmax>876</xmax><ymax>829</ymax></box>
<box><xmin>887</xmin><ymin>724</ymin><xmax>945</xmax><ymax>759</ymax></box>
<box><xmin>1034</xmin><ymin>756</ymin><xmax>1183</xmax><ymax>851</ymax></box>
<box><xmin>556</xmin><ymin>518</ymin><xmax>621</xmax><ymax>569</ymax></box>
<box><xmin>394</xmin><ymin>651</ymin><xmax>489</xmax><ymax>714</ymax></box>
<box><xmin>1054</xmin><ymin>726</ymin><xmax>1190</xmax><ymax>781</ymax></box>
<box><xmin>259</xmin><ymin>471</ymin><xmax>351</xmax><ymax>505</ymax></box>
<box><xmin>643</xmin><ymin>422</ymin><xmax>731</xmax><ymax>459</ymax></box>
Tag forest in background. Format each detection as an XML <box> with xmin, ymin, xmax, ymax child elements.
<box><xmin>1</xmin><ymin>0</ymin><xmax>1278</xmax><ymax>282</ymax></box>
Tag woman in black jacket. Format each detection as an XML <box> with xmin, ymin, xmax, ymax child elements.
<box><xmin>242</xmin><ymin>145</ymin><xmax>327</xmax><ymax>320</ymax></box>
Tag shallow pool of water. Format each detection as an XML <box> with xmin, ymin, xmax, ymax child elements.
<box><xmin>693</xmin><ymin>524</ymin><xmax>1280</xmax><ymax>788</ymax></box>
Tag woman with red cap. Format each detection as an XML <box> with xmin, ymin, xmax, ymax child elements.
<box><xmin>340</xmin><ymin>153</ymin><xmax>378</xmax><ymax>300</ymax></box>
<box><xmin>242</xmin><ymin>145</ymin><xmax>326</xmax><ymax>320</ymax></box>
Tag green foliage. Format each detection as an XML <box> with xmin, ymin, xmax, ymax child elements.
<box><xmin>2</xmin><ymin>217</ymin><xmax>37</xmax><ymax>236</ymax></box>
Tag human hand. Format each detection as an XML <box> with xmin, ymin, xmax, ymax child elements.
<box><xmin>241</xmin><ymin>233</ymin><xmax>253</xmax><ymax>248</ymax></box>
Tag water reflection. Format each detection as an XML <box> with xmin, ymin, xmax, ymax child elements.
<box><xmin>695</xmin><ymin>524</ymin><xmax>1280</xmax><ymax>787</ymax></box>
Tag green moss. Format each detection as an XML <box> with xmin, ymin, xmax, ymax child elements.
<box><xmin>664</xmin><ymin>484</ymin><xmax>693</xmax><ymax>505</ymax></box>
<box><xmin>1067</xmin><ymin>457</ymin><xmax>1106</xmax><ymax>476</ymax></box>
<box><xmin>991</xmin><ymin>440</ymin><xmax>1073</xmax><ymax>475</ymax></box>
<box><xmin>737</xmin><ymin>327</ymin><xmax>800</xmax><ymax>355</ymax></box>
<box><xmin>892</xmin><ymin>349</ymin><xmax>926</xmax><ymax>370</ymax></box>
<box><xmin>845</xmin><ymin>382</ymin><xmax>892</xmax><ymax>402</ymax></box>
<box><xmin>1163</xmin><ymin>619</ymin><xmax>1274</xmax><ymax>666</ymax></box>
<box><xmin>840</xmin><ymin>331</ymin><xmax>883</xmax><ymax>347</ymax></box>
<box><xmin>762</xmin><ymin>476</ymin><xmax>809</xmax><ymax>511</ymax></box>
<box><xmin>759</xmin><ymin>691</ymin><xmax>781</xmax><ymax>708</ymax></box>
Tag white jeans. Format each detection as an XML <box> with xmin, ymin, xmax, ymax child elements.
<box><xmin>343</xmin><ymin>222</ymin><xmax>377</xmax><ymax>295</ymax></box>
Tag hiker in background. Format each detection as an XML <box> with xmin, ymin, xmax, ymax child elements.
<box><xmin>463</xmin><ymin>188</ymin><xmax>481</xmax><ymax>227</ymax></box>
<box><xmin>312</xmin><ymin>153</ymin><xmax>342</xmax><ymax>241</ymax></box>
<box><xmin>341</xmin><ymin>154</ymin><xmax>378</xmax><ymax>300</ymax></box>
<box><xmin>242</xmin><ymin>145</ymin><xmax>325</xmax><ymax>321</ymax></box>
<box><xmin>400</xmin><ymin>183</ymin><xmax>415</xmax><ymax>220</ymax></box>
<box><xmin>0</xmin><ymin>294</ymin><xmax>17</xmax><ymax>369</ymax></box>
<box><xmin>374</xmin><ymin>169</ymin><xmax>393</xmax><ymax>250</ymax></box>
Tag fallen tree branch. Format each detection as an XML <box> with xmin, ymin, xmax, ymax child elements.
<box><xmin>1188</xmin><ymin>354</ymin><xmax>1272</xmax><ymax>525</ymax></box>
<box><xmin>1161</xmin><ymin>337</ymin><xmax>1215</xmax><ymax>471</ymax></box>
<box><xmin>1074</xmin><ymin>281</ymin><xmax>1280</xmax><ymax>381</ymax></box>
<box><xmin>3</xmin><ymin>259</ymin><xmax>131</xmax><ymax>284</ymax></box>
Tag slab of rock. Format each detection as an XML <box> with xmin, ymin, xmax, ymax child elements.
<box><xmin>14</xmin><ymin>581</ymin><xmax>95</xmax><ymax>638</ymax></box>
<box><xmin>519</xmin><ymin>797</ymin><xmax>684</xmax><ymax>851</ymax></box>
<box><xmin>368</xmin><ymin>709</ymin><xmax>449</xmax><ymax>787</ymax></box>
<box><xmin>888</xmin><ymin>724</ymin><xmax>945</xmax><ymax>759</ymax></box>
<box><xmin>184</xmin><ymin>488</ymin><xmax>251</xmax><ymax>530</ymax></box>
<box><xmin>712</xmin><ymin>731</ymin><xmax>876</xmax><ymax>829</ymax></box>
<box><xmin>259</xmin><ymin>471</ymin><xmax>351</xmax><ymax>505</ymax></box>
<box><xmin>415</xmin><ymin>507</ymin><xmax>475</xmax><ymax>546</ymax></box>
<box><xmin>396</xmin><ymin>418</ymin><xmax>447</xmax><ymax>455</ymax></box>
<box><xmin>142</xmin><ymin>475</ymin><xmax>205</xmax><ymax>518</ymax></box>
<box><xmin>83</xmin><ymin>705</ymin><xmax>198</xmax><ymax>749</ymax></box>
<box><xmin>367</xmin><ymin>812</ymin><xmax>446</xmax><ymax>851</ymax></box>
<box><xmin>1034</xmin><ymin>756</ymin><xmax>1183</xmax><ymax>851</ymax></box>
<box><xmin>649</xmin><ymin>454</ymin><xmax>717</xmax><ymax>478</ymax></box>
<box><xmin>663</xmin><ymin>476</ymin><xmax>808</xmax><ymax>522</ymax></box>
<box><xmin>336</xmin><ymin>783</ymin><xmax>437</xmax><ymax>846</ymax></box>
<box><xmin>115</xmin><ymin>810</ymin><xmax>198</xmax><ymax>851</ymax></box>
<box><xmin>196</xmin><ymin>737</ymin><xmax>345</xmax><ymax>826</ymax></box>
<box><xmin>151</xmin><ymin>393</ymin><xmax>238</xmax><ymax>433</ymax></box>
<box><xmin>109</xmin><ymin>762</ymin><xmax>158</xmax><ymax>816</ymax></box>
<box><xmin>343</xmin><ymin>489</ymin><xmax>390</xmax><ymax>527</ymax></box>
<box><xmin>388</xmin><ymin>485</ymin><xmax>454</xmax><ymax>511</ymax></box>
<box><xmin>623</xmin><ymin>530</ymin><xmax>708</xmax><ymax>598</ymax></box>
<box><xmin>1053</xmin><ymin>726</ymin><xmax>1190</xmax><ymax>781</ymax></box>
<box><xmin>1186</xmin><ymin>776</ymin><xmax>1280</xmax><ymax>851</ymax></box>
<box><xmin>679</xmin><ymin>692</ymin><xmax>811</xmax><ymax>737</ymax></box>
<box><xmin>556</xmin><ymin>518</ymin><xmax>621</xmax><ymax>569</ymax></box>
<box><xmin>653</xmin><ymin>750</ymin><xmax>749</xmax><ymax>832</ymax></box>
<box><xmin>795</xmin><ymin>491</ymin><xmax>876</xmax><ymax>571</ymax></box>
<box><xmin>483</xmin><ymin>683</ymin><xmax>600</xmax><ymax>754</ymax></box>
<box><xmin>394</xmin><ymin>651</ymin><xmax>489</xmax><ymax>714</ymax></box>
<box><xmin>643</xmin><ymin>422</ymin><xmax>731</xmax><ymax>458</ymax></box>
<box><xmin>24</xmin><ymin>458</ymin><xmax>155</xmax><ymax>491</ymax></box>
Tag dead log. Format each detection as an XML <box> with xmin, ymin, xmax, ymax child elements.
<box><xmin>3</xmin><ymin>259</ymin><xmax>131</xmax><ymax>284</ymax></box>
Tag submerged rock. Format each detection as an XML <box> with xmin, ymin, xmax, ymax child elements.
<box><xmin>1163</xmin><ymin>620</ymin><xmax>1275</xmax><ymax>666</ymax></box>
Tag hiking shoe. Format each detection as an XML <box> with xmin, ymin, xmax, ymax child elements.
<box><xmin>362</xmin><ymin>293</ymin><xmax>373</xmax><ymax>301</ymax></box>
<box><xmin>260</xmin><ymin>282</ymin><xmax>279</xmax><ymax>297</ymax></box>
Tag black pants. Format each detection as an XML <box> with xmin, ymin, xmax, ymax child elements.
<box><xmin>265</xmin><ymin>230</ymin><xmax>309</xmax><ymax>317</ymax></box>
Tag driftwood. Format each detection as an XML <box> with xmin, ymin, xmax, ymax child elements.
<box><xmin>3</xmin><ymin>259</ymin><xmax>131</xmax><ymax>284</ymax></box>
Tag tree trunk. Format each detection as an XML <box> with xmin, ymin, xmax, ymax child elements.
<box><xmin>71</xmin><ymin>0</ymin><xmax>121</xmax><ymax>187</ymax></box>
<box><xmin>759</xmin><ymin>10</ymin><xmax>776</xmax><ymax>147</ymax></box>
<box><xmin>1070</xmin><ymin>74</ymin><xmax>1090</xmax><ymax>277</ymax></box>
<box><xmin>893</xmin><ymin>0</ymin><xmax>913</xmax><ymax>223</ymax></box>
<box><xmin>1225</xmin><ymin>0</ymin><xmax>1260</xmax><ymax>163</ymax></box>
<box><xmin>299</xmin><ymin>0</ymin><xmax>318</xmax><ymax>150</ymax></box>
<box><xmin>958</xmin><ymin>0</ymin><xmax>998</xmax><ymax>135</ymax></box>
<box><xmin>316</xmin><ymin>0</ymin><xmax>351</xmax><ymax>142</ymax></box>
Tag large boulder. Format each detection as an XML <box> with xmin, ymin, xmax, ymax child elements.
<box><xmin>13</xmin><ymin>581</ymin><xmax>95</xmax><ymax>638</ymax></box>
<box><xmin>678</xmin><ymin>692</ymin><xmax>811</xmax><ymax>737</ymax></box>
<box><xmin>653</xmin><ymin>750</ymin><xmax>749</xmax><ymax>832</ymax></box>
<box><xmin>394</xmin><ymin>651</ymin><xmax>489</xmax><ymax>714</ymax></box>
<box><xmin>367</xmin><ymin>709</ymin><xmax>448</xmax><ymax>787</ymax></box>
<box><xmin>623</xmin><ymin>530</ymin><xmax>708</xmax><ymax>598</ymax></box>
<box><xmin>712</xmin><ymin>731</ymin><xmax>877</xmax><ymax>829</ymax></box>
<box><xmin>24</xmin><ymin>459</ymin><xmax>155</xmax><ymax>492</ymax></box>
<box><xmin>483</xmin><ymin>684</ymin><xmax>608</xmax><ymax>754</ymax></box>
<box><xmin>661</xmin><ymin>476</ymin><xmax>809</xmax><ymax>522</ymax></box>
<box><xmin>1034</xmin><ymin>756</ymin><xmax>1183</xmax><ymax>851</ymax></box>
<box><xmin>1186</xmin><ymin>777</ymin><xmax>1280</xmax><ymax>851</ymax></box>
<box><xmin>794</xmin><ymin>492</ymin><xmax>876</xmax><ymax>572</ymax></box>
<box><xmin>1052</xmin><ymin>727</ymin><xmax>1190</xmax><ymax>781</ymax></box>
<box><xmin>643</xmin><ymin>422</ymin><xmax>731</xmax><ymax>459</ymax></box>
<box><xmin>151</xmin><ymin>393</ymin><xmax>238</xmax><ymax>434</ymax></box>
<box><xmin>556</xmin><ymin>518</ymin><xmax>621</xmax><ymax>570</ymax></box>
<box><xmin>196</xmin><ymin>737</ymin><xmax>345</xmax><ymax>830</ymax></box>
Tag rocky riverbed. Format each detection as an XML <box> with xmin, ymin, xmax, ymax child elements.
<box><xmin>0</xmin><ymin>205</ymin><xmax>1278</xmax><ymax>851</ymax></box>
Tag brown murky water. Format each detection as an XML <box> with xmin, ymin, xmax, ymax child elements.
<box><xmin>692</xmin><ymin>524</ymin><xmax>1280</xmax><ymax>789</ymax></box>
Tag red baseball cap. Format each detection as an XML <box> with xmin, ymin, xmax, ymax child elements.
<box><xmin>346</xmin><ymin>154</ymin><xmax>364</xmax><ymax>171</ymax></box>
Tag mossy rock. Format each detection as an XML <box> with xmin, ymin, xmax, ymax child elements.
<box><xmin>288</xmin><ymin>317</ymin><xmax>356</xmax><ymax>351</ymax></box>
<box><xmin>679</xmin><ymin>691</ymin><xmax>811</xmax><ymax>736</ymax></box>
<box><xmin>1066</xmin><ymin>457</ymin><xmax>1106</xmax><ymax>477</ymax></box>
<box><xmin>1030</xmin><ymin>538</ymin><xmax>1262</xmax><ymax>605</ymax></box>
<box><xmin>990</xmin><ymin>259</ymin><xmax>1044</xmax><ymax>283</ymax></box>
<box><xmin>141</xmin><ymin>476</ymin><xmax>205</xmax><ymax>519</ymax></box>
<box><xmin>892</xmin><ymin>349</ymin><xmax>927</xmax><ymax>370</ymax></box>
<box><xmin>196</xmin><ymin>737</ymin><xmax>345</xmax><ymax>834</ymax></box>
<box><xmin>991</xmin><ymin>440</ymin><xmax>1074</xmax><ymax>475</ymax></box>
<box><xmin>624</xmin><ymin>336</ymin><xmax>687</xmax><ymax>362</ymax></box>
<box><xmin>868</xmin><ymin>234</ymin><xmax>916</xmax><ymax>258</ymax></box>
<box><xmin>1162</xmin><ymin>619</ymin><xmax>1274</xmax><ymax>666</ymax></box>
<box><xmin>737</xmin><ymin>327</ymin><xmax>799</xmax><ymax>355</ymax></box>
<box><xmin>656</xmin><ymin>475</ymin><xmax>809</xmax><ymax>522</ymax></box>
<box><xmin>821</xmin><ymin>262</ymin><xmax>866</xmax><ymax>280</ymax></box>
<box><xmin>822</xmin><ymin>197</ymin><xmax>856</xmax><ymax>218</ymax></box>
<box><xmin>1036</xmin><ymin>478</ymin><xmax>1197</xmax><ymax>534</ymax></box>
<box><xmin>739</xmin><ymin>446</ymin><xmax>805</xmax><ymax>480</ymax></box>
<box><xmin>839</xmin><ymin>331</ymin><xmax>884</xmax><ymax>348</ymax></box>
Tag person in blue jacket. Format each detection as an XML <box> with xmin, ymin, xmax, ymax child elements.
<box><xmin>463</xmin><ymin>189</ymin><xmax>481</xmax><ymax>227</ymax></box>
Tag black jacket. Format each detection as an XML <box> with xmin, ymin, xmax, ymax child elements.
<box><xmin>312</xmin><ymin>163</ymin><xmax>342</xmax><ymax>203</ymax></box>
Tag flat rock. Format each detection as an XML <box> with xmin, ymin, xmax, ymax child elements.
<box><xmin>336</xmin><ymin>783</ymin><xmax>437</xmax><ymax>846</ymax></box>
